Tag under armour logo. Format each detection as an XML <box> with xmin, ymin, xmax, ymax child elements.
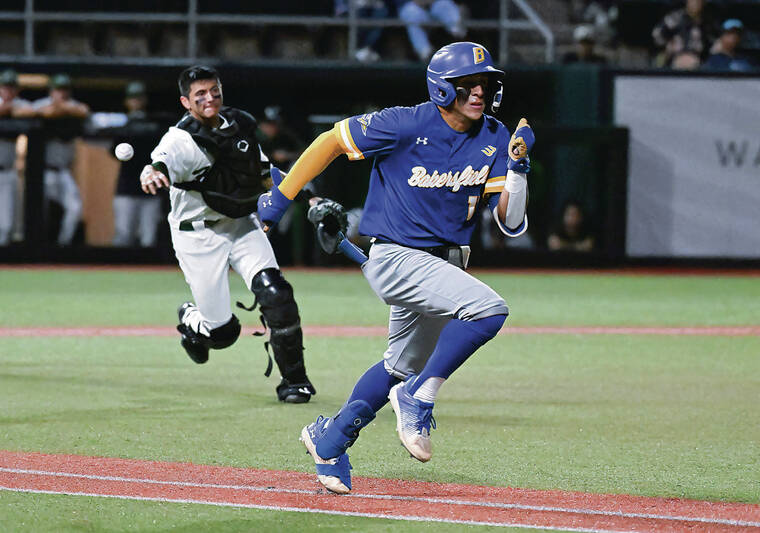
<box><xmin>236</xmin><ymin>140</ymin><xmax>249</xmax><ymax>152</ymax></box>
<box><xmin>416</xmin><ymin>137</ymin><xmax>428</xmax><ymax>145</ymax></box>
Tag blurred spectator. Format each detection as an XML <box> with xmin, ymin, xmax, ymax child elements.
<box><xmin>670</xmin><ymin>50</ymin><xmax>702</xmax><ymax>70</ymax></box>
<box><xmin>110</xmin><ymin>81</ymin><xmax>164</xmax><ymax>247</ymax></box>
<box><xmin>32</xmin><ymin>73</ymin><xmax>90</xmax><ymax>246</ymax></box>
<box><xmin>562</xmin><ymin>25</ymin><xmax>608</xmax><ymax>64</ymax></box>
<box><xmin>256</xmin><ymin>106</ymin><xmax>306</xmax><ymax>172</ymax></box>
<box><xmin>394</xmin><ymin>0</ymin><xmax>466</xmax><ymax>61</ymax></box>
<box><xmin>0</xmin><ymin>69</ymin><xmax>34</xmax><ymax>246</ymax></box>
<box><xmin>335</xmin><ymin>0</ymin><xmax>389</xmax><ymax>62</ymax></box>
<box><xmin>703</xmin><ymin>19</ymin><xmax>754</xmax><ymax>72</ymax></box>
<box><xmin>571</xmin><ymin>0</ymin><xmax>619</xmax><ymax>46</ymax></box>
<box><xmin>652</xmin><ymin>0</ymin><xmax>718</xmax><ymax>69</ymax></box>
<box><xmin>547</xmin><ymin>201</ymin><xmax>595</xmax><ymax>252</ymax></box>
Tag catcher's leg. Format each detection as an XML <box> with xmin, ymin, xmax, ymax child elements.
<box><xmin>171</xmin><ymin>224</ymin><xmax>237</xmax><ymax>364</ymax></box>
<box><xmin>251</xmin><ymin>268</ymin><xmax>315</xmax><ymax>403</ymax></box>
<box><xmin>177</xmin><ymin>302</ymin><xmax>241</xmax><ymax>364</ymax></box>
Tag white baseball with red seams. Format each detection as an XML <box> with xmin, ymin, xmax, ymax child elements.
<box><xmin>114</xmin><ymin>142</ymin><xmax>134</xmax><ymax>161</ymax></box>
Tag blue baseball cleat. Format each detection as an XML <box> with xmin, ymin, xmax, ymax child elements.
<box><xmin>300</xmin><ymin>415</ymin><xmax>353</xmax><ymax>494</ymax></box>
<box><xmin>388</xmin><ymin>378</ymin><xmax>436</xmax><ymax>462</ymax></box>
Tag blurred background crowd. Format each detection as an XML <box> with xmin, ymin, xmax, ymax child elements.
<box><xmin>1</xmin><ymin>0</ymin><xmax>756</xmax><ymax>68</ymax></box>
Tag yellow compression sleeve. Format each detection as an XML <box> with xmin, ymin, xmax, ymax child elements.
<box><xmin>278</xmin><ymin>129</ymin><xmax>346</xmax><ymax>200</ymax></box>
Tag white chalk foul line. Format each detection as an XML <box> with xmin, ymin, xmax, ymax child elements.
<box><xmin>2</xmin><ymin>467</ymin><xmax>758</xmax><ymax>528</ymax></box>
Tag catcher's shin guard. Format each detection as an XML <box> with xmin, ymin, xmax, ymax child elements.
<box><xmin>315</xmin><ymin>400</ymin><xmax>376</xmax><ymax>460</ymax></box>
<box><xmin>251</xmin><ymin>268</ymin><xmax>315</xmax><ymax>403</ymax></box>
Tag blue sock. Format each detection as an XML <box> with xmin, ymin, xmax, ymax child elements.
<box><xmin>345</xmin><ymin>360</ymin><xmax>401</xmax><ymax>412</ymax></box>
<box><xmin>407</xmin><ymin>314</ymin><xmax>506</xmax><ymax>395</ymax></box>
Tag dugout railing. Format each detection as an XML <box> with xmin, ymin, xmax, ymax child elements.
<box><xmin>0</xmin><ymin>0</ymin><xmax>554</xmax><ymax>65</ymax></box>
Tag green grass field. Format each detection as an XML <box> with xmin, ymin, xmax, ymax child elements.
<box><xmin>1</xmin><ymin>267</ymin><xmax>759</xmax><ymax>531</ymax></box>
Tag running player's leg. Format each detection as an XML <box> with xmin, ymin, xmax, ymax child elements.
<box><xmin>306</xmin><ymin>247</ymin><xmax>467</xmax><ymax>468</ymax></box>
<box><xmin>366</xmin><ymin>243</ymin><xmax>507</xmax><ymax>377</ymax></box>
<box><xmin>364</xmin><ymin>243</ymin><xmax>508</xmax><ymax>460</ymax></box>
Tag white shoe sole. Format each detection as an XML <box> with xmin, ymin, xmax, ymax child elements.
<box><xmin>300</xmin><ymin>425</ymin><xmax>350</xmax><ymax>494</ymax></box>
<box><xmin>388</xmin><ymin>384</ymin><xmax>432</xmax><ymax>463</ymax></box>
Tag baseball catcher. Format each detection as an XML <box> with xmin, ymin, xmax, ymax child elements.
<box><xmin>139</xmin><ymin>65</ymin><xmax>316</xmax><ymax>404</ymax></box>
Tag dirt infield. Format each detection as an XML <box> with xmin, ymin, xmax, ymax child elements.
<box><xmin>1</xmin><ymin>325</ymin><xmax>760</xmax><ymax>338</ymax></box>
<box><xmin>1</xmin><ymin>451</ymin><xmax>759</xmax><ymax>531</ymax></box>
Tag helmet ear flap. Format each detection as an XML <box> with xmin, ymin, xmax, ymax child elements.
<box><xmin>490</xmin><ymin>81</ymin><xmax>503</xmax><ymax>113</ymax></box>
<box><xmin>427</xmin><ymin>74</ymin><xmax>457</xmax><ymax>107</ymax></box>
<box><xmin>439</xmin><ymin>78</ymin><xmax>457</xmax><ymax>106</ymax></box>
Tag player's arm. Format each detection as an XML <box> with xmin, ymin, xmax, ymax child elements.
<box><xmin>488</xmin><ymin>118</ymin><xmax>534</xmax><ymax>236</ymax></box>
<box><xmin>11</xmin><ymin>101</ymin><xmax>35</xmax><ymax>118</ymax></box>
<box><xmin>63</xmin><ymin>100</ymin><xmax>90</xmax><ymax>118</ymax></box>
<box><xmin>140</xmin><ymin>163</ymin><xmax>170</xmax><ymax>195</ymax></box>
<box><xmin>257</xmin><ymin>128</ymin><xmax>345</xmax><ymax>228</ymax></box>
<box><xmin>495</xmin><ymin>173</ymin><xmax>528</xmax><ymax>230</ymax></box>
<box><xmin>140</xmin><ymin>130</ymin><xmax>184</xmax><ymax>195</ymax></box>
<box><xmin>279</xmin><ymin>130</ymin><xmax>344</xmax><ymax>198</ymax></box>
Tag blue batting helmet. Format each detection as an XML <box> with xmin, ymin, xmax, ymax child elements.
<box><xmin>426</xmin><ymin>42</ymin><xmax>505</xmax><ymax>112</ymax></box>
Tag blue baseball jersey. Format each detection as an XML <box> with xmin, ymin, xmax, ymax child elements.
<box><xmin>333</xmin><ymin>101</ymin><xmax>510</xmax><ymax>247</ymax></box>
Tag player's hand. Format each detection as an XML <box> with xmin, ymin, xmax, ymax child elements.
<box><xmin>140</xmin><ymin>165</ymin><xmax>170</xmax><ymax>195</ymax></box>
<box><xmin>507</xmin><ymin>118</ymin><xmax>535</xmax><ymax>174</ymax></box>
<box><xmin>257</xmin><ymin>186</ymin><xmax>293</xmax><ymax>232</ymax></box>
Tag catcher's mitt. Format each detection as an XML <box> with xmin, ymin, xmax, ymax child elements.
<box><xmin>307</xmin><ymin>198</ymin><xmax>349</xmax><ymax>254</ymax></box>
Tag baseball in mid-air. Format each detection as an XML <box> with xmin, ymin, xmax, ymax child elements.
<box><xmin>114</xmin><ymin>142</ymin><xmax>134</xmax><ymax>161</ymax></box>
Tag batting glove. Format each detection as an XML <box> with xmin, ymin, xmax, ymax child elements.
<box><xmin>507</xmin><ymin>118</ymin><xmax>535</xmax><ymax>174</ymax></box>
<box><xmin>257</xmin><ymin>185</ymin><xmax>292</xmax><ymax>227</ymax></box>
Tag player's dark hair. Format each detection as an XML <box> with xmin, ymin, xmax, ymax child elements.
<box><xmin>178</xmin><ymin>66</ymin><xmax>220</xmax><ymax>96</ymax></box>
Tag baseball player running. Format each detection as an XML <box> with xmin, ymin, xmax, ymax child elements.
<box><xmin>140</xmin><ymin>65</ymin><xmax>316</xmax><ymax>403</ymax></box>
<box><xmin>258</xmin><ymin>42</ymin><xmax>534</xmax><ymax>491</ymax></box>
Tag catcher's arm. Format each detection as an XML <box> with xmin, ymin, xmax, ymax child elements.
<box><xmin>140</xmin><ymin>163</ymin><xmax>170</xmax><ymax>195</ymax></box>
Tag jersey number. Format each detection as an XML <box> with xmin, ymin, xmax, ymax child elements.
<box><xmin>466</xmin><ymin>196</ymin><xmax>478</xmax><ymax>221</ymax></box>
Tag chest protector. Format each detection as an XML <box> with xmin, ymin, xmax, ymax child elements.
<box><xmin>173</xmin><ymin>107</ymin><xmax>266</xmax><ymax>218</ymax></box>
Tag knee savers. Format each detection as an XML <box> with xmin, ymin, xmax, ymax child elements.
<box><xmin>251</xmin><ymin>268</ymin><xmax>306</xmax><ymax>382</ymax></box>
<box><xmin>207</xmin><ymin>314</ymin><xmax>241</xmax><ymax>349</ymax></box>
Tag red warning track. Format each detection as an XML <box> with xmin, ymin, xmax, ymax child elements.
<box><xmin>1</xmin><ymin>451</ymin><xmax>759</xmax><ymax>532</ymax></box>
<box><xmin>1</xmin><ymin>325</ymin><xmax>759</xmax><ymax>337</ymax></box>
